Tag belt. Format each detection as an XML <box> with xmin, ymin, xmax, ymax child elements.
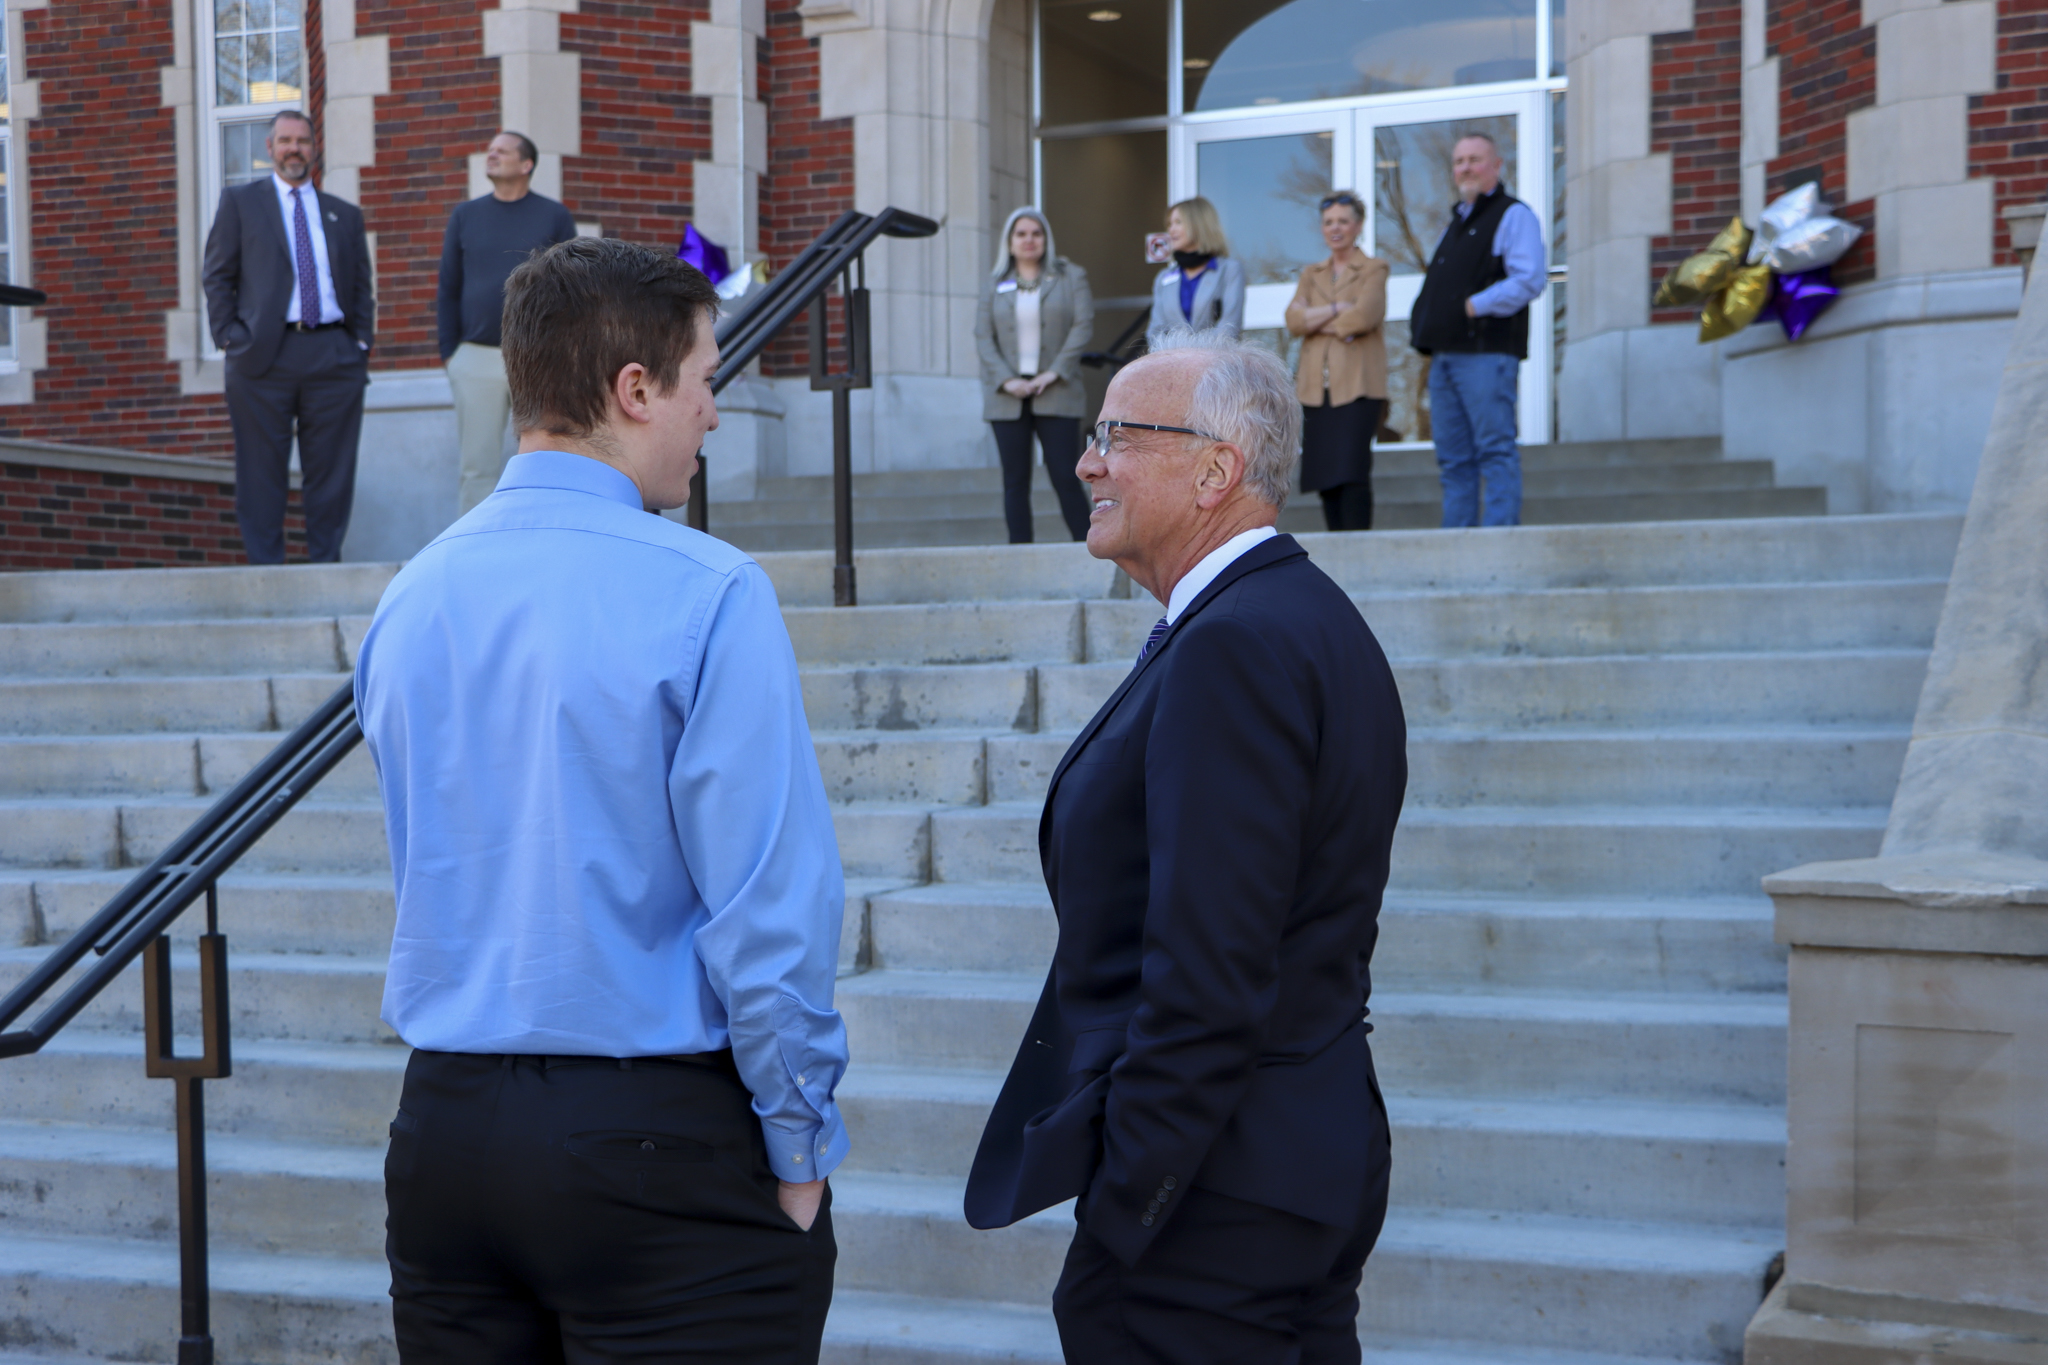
<box><xmin>490</xmin><ymin>1049</ymin><xmax>739</xmax><ymax>1077</ymax></box>
<box><xmin>289</xmin><ymin>320</ymin><xmax>345</xmax><ymax>332</ymax></box>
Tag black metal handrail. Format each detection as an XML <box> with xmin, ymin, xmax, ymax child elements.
<box><xmin>0</xmin><ymin>208</ymin><xmax>935</xmax><ymax>1362</ymax></box>
<box><xmin>691</xmin><ymin>206</ymin><xmax>939</xmax><ymax>606</ymax></box>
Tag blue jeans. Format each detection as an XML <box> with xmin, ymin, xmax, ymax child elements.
<box><xmin>1428</xmin><ymin>351</ymin><xmax>1522</xmax><ymax>528</ymax></box>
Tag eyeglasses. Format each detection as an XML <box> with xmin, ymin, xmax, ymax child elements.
<box><xmin>1318</xmin><ymin>193</ymin><xmax>1366</xmax><ymax>215</ymax></box>
<box><xmin>1086</xmin><ymin>419</ymin><xmax>1224</xmax><ymax>456</ymax></box>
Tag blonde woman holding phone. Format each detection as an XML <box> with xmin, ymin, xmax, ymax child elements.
<box><xmin>1146</xmin><ymin>197</ymin><xmax>1246</xmax><ymax>348</ymax></box>
<box><xmin>975</xmin><ymin>206</ymin><xmax>1095</xmax><ymax>543</ymax></box>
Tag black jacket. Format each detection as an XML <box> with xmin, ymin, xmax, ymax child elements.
<box><xmin>1409</xmin><ymin>184</ymin><xmax>1529</xmax><ymax>360</ymax></box>
<box><xmin>964</xmin><ymin>535</ymin><xmax>1407</xmax><ymax>1266</ymax></box>
<box><xmin>202</xmin><ymin>179</ymin><xmax>375</xmax><ymax>378</ymax></box>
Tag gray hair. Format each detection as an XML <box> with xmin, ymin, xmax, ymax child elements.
<box><xmin>1145</xmin><ymin>329</ymin><xmax>1299</xmax><ymax>509</ymax></box>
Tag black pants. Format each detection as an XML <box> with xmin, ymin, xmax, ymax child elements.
<box><xmin>386</xmin><ymin>1050</ymin><xmax>836</xmax><ymax>1364</ymax></box>
<box><xmin>224</xmin><ymin>326</ymin><xmax>368</xmax><ymax>563</ymax></box>
<box><xmin>1319</xmin><ymin>482</ymin><xmax>1374</xmax><ymax>532</ymax></box>
<box><xmin>1051</xmin><ymin>1121</ymin><xmax>1390</xmax><ymax>1363</ymax></box>
<box><xmin>990</xmin><ymin>399</ymin><xmax>1091</xmax><ymax>543</ymax></box>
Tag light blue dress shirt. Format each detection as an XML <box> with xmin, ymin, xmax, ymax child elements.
<box><xmin>268</xmin><ymin>174</ymin><xmax>345</xmax><ymax>325</ymax></box>
<box><xmin>354</xmin><ymin>450</ymin><xmax>850</xmax><ymax>1183</ymax></box>
<box><xmin>1456</xmin><ymin>195</ymin><xmax>1547</xmax><ymax>318</ymax></box>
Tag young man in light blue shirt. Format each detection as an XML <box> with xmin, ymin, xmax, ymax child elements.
<box><xmin>356</xmin><ymin>236</ymin><xmax>846</xmax><ymax>1362</ymax></box>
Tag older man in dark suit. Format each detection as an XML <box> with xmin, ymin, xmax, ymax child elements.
<box><xmin>202</xmin><ymin>108</ymin><xmax>376</xmax><ymax>563</ymax></box>
<box><xmin>965</xmin><ymin>330</ymin><xmax>1407</xmax><ymax>1362</ymax></box>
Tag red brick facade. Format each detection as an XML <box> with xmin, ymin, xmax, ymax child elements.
<box><xmin>1970</xmin><ymin>0</ymin><xmax>2048</xmax><ymax>266</ymax></box>
<box><xmin>1650</xmin><ymin>0</ymin><xmax>1745</xmax><ymax>323</ymax></box>
<box><xmin>1765</xmin><ymin>0</ymin><xmax>1878</xmax><ymax>284</ymax></box>
<box><xmin>0</xmin><ymin>461</ymin><xmax>305</xmax><ymax>570</ymax></box>
<box><xmin>760</xmin><ymin>0</ymin><xmax>853</xmax><ymax>375</ymax></box>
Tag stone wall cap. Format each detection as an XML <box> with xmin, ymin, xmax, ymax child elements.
<box><xmin>1723</xmin><ymin>268</ymin><xmax>2024</xmax><ymax>360</ymax></box>
<box><xmin>1765</xmin><ymin>851</ymin><xmax>2048</xmax><ymax>907</ymax></box>
<box><xmin>1768</xmin><ymin>853</ymin><xmax>2048</xmax><ymax>955</ymax></box>
<box><xmin>0</xmin><ymin>436</ymin><xmax>239</xmax><ymax>485</ymax></box>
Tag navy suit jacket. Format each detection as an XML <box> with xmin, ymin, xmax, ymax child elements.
<box><xmin>964</xmin><ymin>534</ymin><xmax>1407</xmax><ymax>1266</ymax></box>
<box><xmin>201</xmin><ymin>179</ymin><xmax>375</xmax><ymax>379</ymax></box>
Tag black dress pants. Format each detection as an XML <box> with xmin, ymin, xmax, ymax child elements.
<box><xmin>385</xmin><ymin>1050</ymin><xmax>836</xmax><ymax>1364</ymax></box>
<box><xmin>990</xmin><ymin>398</ymin><xmax>1092</xmax><ymax>543</ymax></box>
<box><xmin>1319</xmin><ymin>483</ymin><xmax>1375</xmax><ymax>532</ymax></box>
<box><xmin>224</xmin><ymin>325</ymin><xmax>368</xmax><ymax>563</ymax></box>
<box><xmin>1051</xmin><ymin>1105</ymin><xmax>1391</xmax><ymax>1364</ymax></box>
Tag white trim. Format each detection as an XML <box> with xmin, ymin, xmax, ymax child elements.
<box><xmin>0</xmin><ymin>0</ymin><xmax>45</xmax><ymax>403</ymax></box>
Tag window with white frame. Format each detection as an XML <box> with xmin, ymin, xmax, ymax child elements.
<box><xmin>198</xmin><ymin>0</ymin><xmax>305</xmax><ymax>355</ymax></box>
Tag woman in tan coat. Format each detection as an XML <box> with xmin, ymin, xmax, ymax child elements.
<box><xmin>1285</xmin><ymin>190</ymin><xmax>1390</xmax><ymax>531</ymax></box>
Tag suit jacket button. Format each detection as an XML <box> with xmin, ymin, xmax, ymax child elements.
<box><xmin>1141</xmin><ymin>1214</ymin><xmax>1154</xmax><ymax>1226</ymax></box>
<box><xmin>1156</xmin><ymin>1189</ymin><xmax>1169</xmax><ymax>1202</ymax></box>
<box><xmin>1145</xmin><ymin>1201</ymin><xmax>1158</xmax><ymax>1214</ymax></box>
<box><xmin>1162</xmin><ymin>1176</ymin><xmax>1176</xmax><ymax>1189</ymax></box>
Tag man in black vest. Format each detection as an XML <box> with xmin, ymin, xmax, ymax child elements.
<box><xmin>1408</xmin><ymin>132</ymin><xmax>1546</xmax><ymax>528</ymax></box>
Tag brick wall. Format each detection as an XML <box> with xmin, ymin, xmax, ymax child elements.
<box><xmin>0</xmin><ymin>2</ymin><xmax>236</xmax><ymax>455</ymax></box>
<box><xmin>1970</xmin><ymin>0</ymin><xmax>2048</xmax><ymax>266</ymax></box>
<box><xmin>1650</xmin><ymin>0</ymin><xmax>1745</xmax><ymax>323</ymax></box>
<box><xmin>0</xmin><ymin>462</ymin><xmax>306</xmax><ymax>570</ymax></box>
<box><xmin>1766</xmin><ymin>0</ymin><xmax>1879</xmax><ymax>283</ymax></box>
<box><xmin>760</xmin><ymin>0</ymin><xmax>853</xmax><ymax>375</ymax></box>
<box><xmin>561</xmin><ymin>0</ymin><xmax>711</xmax><ymax>254</ymax></box>
<box><xmin>354</xmin><ymin>0</ymin><xmax>500</xmax><ymax>367</ymax></box>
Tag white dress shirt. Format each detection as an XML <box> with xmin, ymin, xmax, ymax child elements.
<box><xmin>270</xmin><ymin>173</ymin><xmax>345</xmax><ymax>325</ymax></box>
<box><xmin>1015</xmin><ymin>285</ymin><xmax>1043</xmax><ymax>376</ymax></box>
<box><xmin>1165</xmin><ymin>525</ymin><xmax>1278</xmax><ymax>624</ymax></box>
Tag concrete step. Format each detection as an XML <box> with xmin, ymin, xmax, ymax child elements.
<box><xmin>0</xmin><ymin>617</ymin><xmax>357</xmax><ymax>680</ymax></box>
<box><xmin>861</xmin><ymin>881</ymin><xmax>1786</xmax><ymax>994</ymax></box>
<box><xmin>1038</xmin><ymin>649</ymin><xmax>1929</xmax><ymax>732</ymax></box>
<box><xmin>0</xmin><ymin>734</ymin><xmax>381</xmax><ymax>800</ymax></box>
<box><xmin>1078</xmin><ymin>579</ymin><xmax>1946</xmax><ymax>662</ymax></box>
<box><xmin>0</xmin><ymin>563</ymin><xmax>397</xmax><ymax>625</ymax></box>
<box><xmin>988</xmin><ymin>726</ymin><xmax>1911</xmax><ymax>810</ymax></box>
<box><xmin>0</xmin><ymin>673</ymin><xmax>346</xmax><ymax>738</ymax></box>
<box><xmin>927</xmin><ymin>799</ymin><xmax>1887</xmax><ymax>896</ymax></box>
<box><xmin>834</xmin><ymin>970</ymin><xmax>1786</xmax><ymax>1103</ymax></box>
<box><xmin>803</xmin><ymin>663</ymin><xmax>1040</xmax><ymax>732</ymax></box>
<box><xmin>752</xmin><ymin>514</ymin><xmax>1962</xmax><ymax>608</ymax></box>
<box><xmin>784</xmin><ymin>601</ymin><xmax>1084</xmax><ymax>667</ymax></box>
<box><xmin>2</xmin><ymin>868</ymin><xmax>395</xmax><ymax>953</ymax></box>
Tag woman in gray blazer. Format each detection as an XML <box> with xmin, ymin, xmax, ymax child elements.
<box><xmin>975</xmin><ymin>206</ymin><xmax>1095</xmax><ymax>542</ymax></box>
<box><xmin>1145</xmin><ymin>196</ymin><xmax>1245</xmax><ymax>348</ymax></box>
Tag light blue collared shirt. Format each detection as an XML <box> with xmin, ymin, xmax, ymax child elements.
<box><xmin>269</xmin><ymin>173</ymin><xmax>346</xmax><ymax>326</ymax></box>
<box><xmin>1455</xmin><ymin>194</ymin><xmax>1547</xmax><ymax>318</ymax></box>
<box><xmin>354</xmin><ymin>450</ymin><xmax>850</xmax><ymax>1182</ymax></box>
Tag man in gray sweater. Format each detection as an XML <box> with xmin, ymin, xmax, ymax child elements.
<box><xmin>438</xmin><ymin>131</ymin><xmax>579</xmax><ymax>515</ymax></box>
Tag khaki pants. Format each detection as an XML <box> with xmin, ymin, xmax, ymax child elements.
<box><xmin>449</xmin><ymin>342</ymin><xmax>514</xmax><ymax>515</ymax></box>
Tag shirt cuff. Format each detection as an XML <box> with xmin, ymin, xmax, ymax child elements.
<box><xmin>762</xmin><ymin>1115</ymin><xmax>849</xmax><ymax>1183</ymax></box>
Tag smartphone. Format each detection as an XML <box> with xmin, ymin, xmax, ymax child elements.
<box><xmin>1144</xmin><ymin>232</ymin><xmax>1172</xmax><ymax>264</ymax></box>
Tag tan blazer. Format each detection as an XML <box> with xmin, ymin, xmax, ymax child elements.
<box><xmin>1285</xmin><ymin>251</ymin><xmax>1390</xmax><ymax>408</ymax></box>
<box><xmin>974</xmin><ymin>259</ymin><xmax>1095</xmax><ymax>421</ymax></box>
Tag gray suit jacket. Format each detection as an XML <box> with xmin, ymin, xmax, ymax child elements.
<box><xmin>1147</xmin><ymin>256</ymin><xmax>1245</xmax><ymax>347</ymax></box>
<box><xmin>975</xmin><ymin>260</ymin><xmax>1095</xmax><ymax>421</ymax></box>
<box><xmin>202</xmin><ymin>179</ymin><xmax>376</xmax><ymax>380</ymax></box>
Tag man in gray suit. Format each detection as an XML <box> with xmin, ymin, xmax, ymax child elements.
<box><xmin>202</xmin><ymin>109</ymin><xmax>376</xmax><ymax>563</ymax></box>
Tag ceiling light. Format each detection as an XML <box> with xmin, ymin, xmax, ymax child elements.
<box><xmin>1183</xmin><ymin>57</ymin><xmax>1211</xmax><ymax>69</ymax></box>
<box><xmin>1087</xmin><ymin>8</ymin><xmax>1121</xmax><ymax>19</ymax></box>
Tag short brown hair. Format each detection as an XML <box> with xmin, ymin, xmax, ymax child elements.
<box><xmin>502</xmin><ymin>237</ymin><xmax>720</xmax><ymax>438</ymax></box>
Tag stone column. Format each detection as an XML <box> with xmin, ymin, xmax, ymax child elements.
<box><xmin>320</xmin><ymin>0</ymin><xmax>392</xmax><ymax>207</ymax></box>
<box><xmin>478</xmin><ymin>0</ymin><xmax>580</xmax><ymax>203</ymax></box>
<box><xmin>1557</xmin><ymin>0</ymin><xmax>1720</xmax><ymax>443</ymax></box>
<box><xmin>1746</xmin><ymin>210</ymin><xmax>2048</xmax><ymax>1365</ymax></box>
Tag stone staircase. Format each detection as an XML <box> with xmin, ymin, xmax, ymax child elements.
<box><xmin>706</xmin><ymin>438</ymin><xmax>1828</xmax><ymax>551</ymax></box>
<box><xmin>0</xmin><ymin>510</ymin><xmax>1959</xmax><ymax>1364</ymax></box>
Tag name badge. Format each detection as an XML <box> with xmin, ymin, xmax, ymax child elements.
<box><xmin>997</xmin><ymin>280</ymin><xmax>1018</xmax><ymax>293</ymax></box>
<box><xmin>1162</xmin><ymin>270</ymin><xmax>1180</xmax><ymax>284</ymax></box>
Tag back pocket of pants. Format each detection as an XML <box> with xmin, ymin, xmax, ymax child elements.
<box><xmin>386</xmin><ymin>1108</ymin><xmax>420</xmax><ymax>1183</ymax></box>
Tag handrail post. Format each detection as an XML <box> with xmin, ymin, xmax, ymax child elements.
<box><xmin>832</xmin><ymin>385</ymin><xmax>854</xmax><ymax>606</ymax></box>
<box><xmin>144</xmin><ymin>884</ymin><xmax>233</xmax><ymax>1365</ymax></box>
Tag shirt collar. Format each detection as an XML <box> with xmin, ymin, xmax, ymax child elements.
<box><xmin>272</xmin><ymin>173</ymin><xmax>315</xmax><ymax>204</ymax></box>
<box><xmin>494</xmin><ymin>450</ymin><xmax>646</xmax><ymax>510</ymax></box>
<box><xmin>1164</xmin><ymin>525</ymin><xmax>1278</xmax><ymax>624</ymax></box>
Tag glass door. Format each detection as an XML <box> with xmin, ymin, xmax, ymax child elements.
<box><xmin>1173</xmin><ymin>110</ymin><xmax>1354</xmax><ymax>339</ymax></box>
<box><xmin>1363</xmin><ymin>90</ymin><xmax>1551</xmax><ymax>445</ymax></box>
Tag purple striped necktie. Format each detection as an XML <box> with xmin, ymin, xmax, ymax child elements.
<box><xmin>1137</xmin><ymin>616</ymin><xmax>1169</xmax><ymax>663</ymax></box>
<box><xmin>292</xmin><ymin>187</ymin><xmax>321</xmax><ymax>326</ymax></box>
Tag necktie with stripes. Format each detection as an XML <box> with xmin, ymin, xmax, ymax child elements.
<box><xmin>1136</xmin><ymin>616</ymin><xmax>1169</xmax><ymax>663</ymax></box>
<box><xmin>292</xmin><ymin>187</ymin><xmax>321</xmax><ymax>326</ymax></box>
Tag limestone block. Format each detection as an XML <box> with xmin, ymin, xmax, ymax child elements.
<box><xmin>482</xmin><ymin>7</ymin><xmax>559</xmax><ymax>56</ymax></box>
<box><xmin>1580</xmin><ymin>155</ymin><xmax>1674</xmax><ymax>245</ymax></box>
<box><xmin>12</xmin><ymin>77</ymin><xmax>38</xmax><ymax>121</ymax></box>
<box><xmin>1863</xmin><ymin>309</ymin><xmax>2010</xmax><ymax>511</ymax></box>
<box><xmin>1877</xmin><ymin>179</ymin><xmax>1992</xmax><ymax>280</ymax></box>
<box><xmin>689</xmin><ymin>23</ymin><xmax>747</xmax><ymax>96</ymax></box>
<box><xmin>1779</xmin><ymin>941</ymin><xmax>2048</xmax><ymax>1314</ymax></box>
<box><xmin>322</xmin><ymin>96</ymin><xmax>378</xmax><ymax>171</ymax></box>
<box><xmin>1861</xmin><ymin>0</ymin><xmax>1943</xmax><ymax>22</ymax></box>
<box><xmin>498</xmin><ymin>0</ymin><xmax>580</xmax><ymax>13</ymax></box>
<box><xmin>502</xmin><ymin>50</ymin><xmax>581</xmax><ymax>155</ymax></box>
<box><xmin>1575</xmin><ymin>234</ymin><xmax>1652</xmax><ymax>338</ymax></box>
<box><xmin>1847</xmin><ymin>98</ymin><xmax>1968</xmax><ymax>201</ymax></box>
<box><xmin>325</xmin><ymin>0</ymin><xmax>356</xmax><ymax>43</ymax></box>
<box><xmin>158</xmin><ymin>64</ymin><xmax>193</xmax><ymax>109</ymax></box>
<box><xmin>1747</xmin><ymin>1276</ymin><xmax>2048</xmax><ymax>1363</ymax></box>
<box><xmin>162</xmin><ymin>309</ymin><xmax>203</xmax><ymax>364</ymax></box>
<box><xmin>322</xmin><ymin>166</ymin><xmax>360</xmax><ymax>205</ymax></box>
<box><xmin>1557</xmin><ymin>329</ymin><xmax>1628</xmax><ymax>442</ymax></box>
<box><xmin>1573</xmin><ymin>36</ymin><xmax>1653</xmax><ymax>167</ymax></box>
<box><xmin>1562</xmin><ymin>0</ymin><xmax>1693</xmax><ymax>62</ymax></box>
<box><xmin>1741</xmin><ymin>56</ymin><xmax>1779</xmax><ymax>171</ymax></box>
<box><xmin>709</xmin><ymin>0</ymin><xmax>768</xmax><ymax>34</ymax></box>
<box><xmin>324</xmin><ymin>35</ymin><xmax>391</xmax><ymax>99</ymax></box>
<box><xmin>1721</xmin><ymin>327</ymin><xmax>1872</xmax><ymax>514</ymax></box>
<box><xmin>820</xmin><ymin>27</ymin><xmax>889</xmax><ymax>120</ymax></box>
<box><xmin>17</xmin><ymin>318</ymin><xmax>49</xmax><ymax>374</ymax></box>
<box><xmin>1877</xmin><ymin>1</ymin><xmax>1995</xmax><ymax>103</ymax></box>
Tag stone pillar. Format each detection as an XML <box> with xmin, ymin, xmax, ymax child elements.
<box><xmin>691</xmin><ymin>0</ymin><xmax>767</xmax><ymax>265</ymax></box>
<box><xmin>320</xmin><ymin>0</ymin><xmax>392</xmax><ymax>207</ymax></box>
<box><xmin>1557</xmin><ymin>0</ymin><xmax>1721</xmax><ymax>443</ymax></box>
<box><xmin>478</xmin><ymin>0</ymin><xmax>581</xmax><ymax>203</ymax></box>
<box><xmin>1746</xmin><ymin>220</ymin><xmax>2048</xmax><ymax>1365</ymax></box>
